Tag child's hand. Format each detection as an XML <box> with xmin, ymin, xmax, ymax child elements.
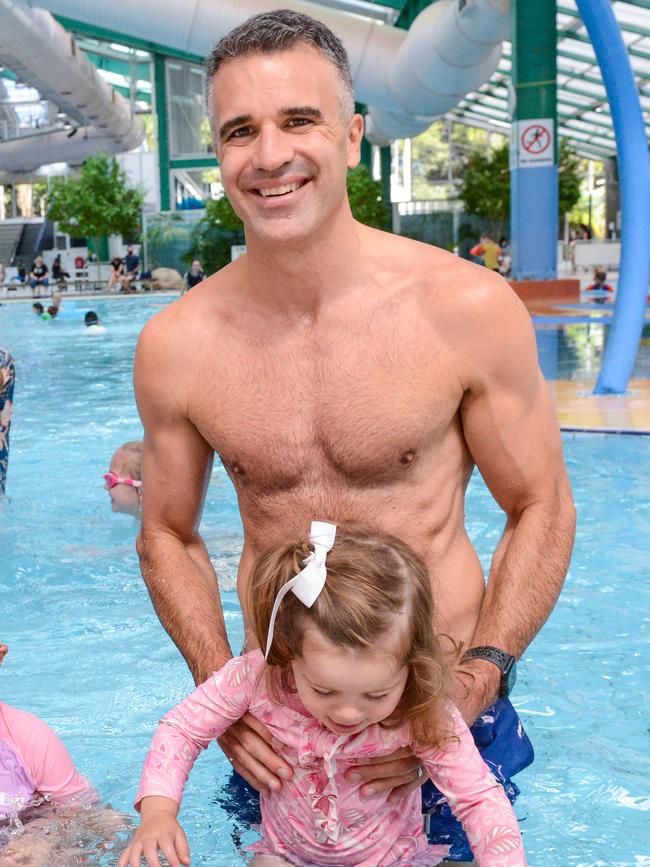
<box><xmin>118</xmin><ymin>797</ymin><xmax>190</xmax><ymax>867</ymax></box>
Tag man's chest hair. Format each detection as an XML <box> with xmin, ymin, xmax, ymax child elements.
<box><xmin>190</xmin><ymin>335</ymin><xmax>462</xmax><ymax>492</ymax></box>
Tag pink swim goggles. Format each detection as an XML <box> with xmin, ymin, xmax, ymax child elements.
<box><xmin>103</xmin><ymin>471</ymin><xmax>142</xmax><ymax>490</ymax></box>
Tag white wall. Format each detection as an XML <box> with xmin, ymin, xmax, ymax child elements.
<box><xmin>117</xmin><ymin>151</ymin><xmax>160</xmax><ymax>213</ymax></box>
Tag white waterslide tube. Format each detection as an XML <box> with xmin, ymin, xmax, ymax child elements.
<box><xmin>18</xmin><ymin>0</ymin><xmax>509</xmax><ymax>147</ymax></box>
<box><xmin>0</xmin><ymin>0</ymin><xmax>144</xmax><ymax>172</ymax></box>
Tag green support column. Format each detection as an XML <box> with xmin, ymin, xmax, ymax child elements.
<box><xmin>380</xmin><ymin>146</ymin><xmax>393</xmax><ymax>232</ymax></box>
<box><xmin>153</xmin><ymin>53</ymin><xmax>171</xmax><ymax>211</ymax></box>
<box><xmin>510</xmin><ymin>0</ymin><xmax>558</xmax><ymax>279</ymax></box>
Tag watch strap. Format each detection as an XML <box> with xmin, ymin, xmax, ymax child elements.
<box><xmin>461</xmin><ymin>645</ymin><xmax>516</xmax><ymax>698</ymax></box>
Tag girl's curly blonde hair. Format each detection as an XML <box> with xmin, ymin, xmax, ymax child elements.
<box><xmin>248</xmin><ymin>522</ymin><xmax>455</xmax><ymax>748</ymax></box>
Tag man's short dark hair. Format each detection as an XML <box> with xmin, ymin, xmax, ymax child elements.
<box><xmin>205</xmin><ymin>9</ymin><xmax>354</xmax><ymax>137</ymax></box>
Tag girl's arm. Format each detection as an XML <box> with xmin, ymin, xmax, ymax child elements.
<box><xmin>136</xmin><ymin>652</ymin><xmax>263</xmax><ymax>808</ymax></box>
<box><xmin>118</xmin><ymin>796</ymin><xmax>190</xmax><ymax>867</ymax></box>
<box><xmin>415</xmin><ymin>706</ymin><xmax>527</xmax><ymax>866</ymax></box>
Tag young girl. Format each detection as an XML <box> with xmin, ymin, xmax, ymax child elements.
<box><xmin>104</xmin><ymin>440</ymin><xmax>143</xmax><ymax>517</ymax></box>
<box><xmin>1</xmin><ymin>642</ymin><xmax>132</xmax><ymax>862</ymax></box>
<box><xmin>119</xmin><ymin>522</ymin><xmax>527</xmax><ymax>867</ymax></box>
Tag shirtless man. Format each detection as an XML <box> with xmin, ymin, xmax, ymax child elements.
<box><xmin>135</xmin><ymin>10</ymin><xmax>575</xmax><ymax>859</ymax></box>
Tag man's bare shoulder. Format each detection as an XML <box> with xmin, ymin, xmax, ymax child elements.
<box><xmin>364</xmin><ymin>227</ymin><xmax>519</xmax><ymax>314</ymax></box>
<box><xmin>138</xmin><ymin>261</ymin><xmax>240</xmax><ymax>350</ymax></box>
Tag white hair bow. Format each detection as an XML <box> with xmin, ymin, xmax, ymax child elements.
<box><xmin>264</xmin><ymin>521</ymin><xmax>337</xmax><ymax>659</ymax></box>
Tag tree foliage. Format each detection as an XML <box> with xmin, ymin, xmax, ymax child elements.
<box><xmin>459</xmin><ymin>144</ymin><xmax>510</xmax><ymax>223</ymax></box>
<box><xmin>46</xmin><ymin>153</ymin><xmax>144</xmax><ymax>245</ymax></box>
<box><xmin>459</xmin><ymin>138</ymin><xmax>583</xmax><ymax>224</ymax></box>
<box><xmin>411</xmin><ymin>120</ymin><xmax>506</xmax><ymax>201</ymax></box>
<box><xmin>557</xmin><ymin>138</ymin><xmax>582</xmax><ymax>217</ymax></box>
<box><xmin>346</xmin><ymin>165</ymin><xmax>389</xmax><ymax>228</ymax></box>
<box><xmin>183</xmin><ymin>195</ymin><xmax>244</xmax><ymax>275</ymax></box>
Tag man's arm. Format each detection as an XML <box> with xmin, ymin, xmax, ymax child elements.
<box><xmin>134</xmin><ymin>316</ymin><xmax>230</xmax><ymax>685</ymax></box>
<box><xmin>456</xmin><ymin>274</ymin><xmax>576</xmax><ymax>721</ymax></box>
<box><xmin>135</xmin><ymin>313</ymin><xmax>293</xmax><ymax>792</ymax></box>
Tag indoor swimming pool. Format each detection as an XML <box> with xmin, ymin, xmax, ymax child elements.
<box><xmin>0</xmin><ymin>296</ymin><xmax>648</xmax><ymax>865</ymax></box>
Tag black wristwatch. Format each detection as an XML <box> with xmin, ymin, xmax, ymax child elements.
<box><xmin>461</xmin><ymin>646</ymin><xmax>517</xmax><ymax>699</ymax></box>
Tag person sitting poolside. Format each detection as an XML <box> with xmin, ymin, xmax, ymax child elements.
<box><xmin>119</xmin><ymin>246</ymin><xmax>140</xmax><ymax>294</ymax></box>
<box><xmin>183</xmin><ymin>259</ymin><xmax>205</xmax><ymax>294</ymax></box>
<box><xmin>105</xmin><ymin>440</ymin><xmax>143</xmax><ymax>517</ymax></box>
<box><xmin>84</xmin><ymin>310</ymin><xmax>107</xmax><ymax>334</ymax></box>
<box><xmin>51</xmin><ymin>255</ymin><xmax>70</xmax><ymax>289</ymax></box>
<box><xmin>108</xmin><ymin>255</ymin><xmax>125</xmax><ymax>292</ymax></box>
<box><xmin>28</xmin><ymin>256</ymin><xmax>49</xmax><ymax>297</ymax></box>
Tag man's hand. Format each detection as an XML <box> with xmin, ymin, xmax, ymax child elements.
<box><xmin>452</xmin><ymin>657</ymin><xmax>501</xmax><ymax>725</ymax></box>
<box><xmin>344</xmin><ymin>747</ymin><xmax>426</xmax><ymax>804</ymax></box>
<box><xmin>217</xmin><ymin>714</ymin><xmax>293</xmax><ymax>796</ymax></box>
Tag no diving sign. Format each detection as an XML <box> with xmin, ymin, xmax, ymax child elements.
<box><xmin>513</xmin><ymin>118</ymin><xmax>554</xmax><ymax>168</ymax></box>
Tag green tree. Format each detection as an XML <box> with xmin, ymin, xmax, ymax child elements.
<box><xmin>459</xmin><ymin>138</ymin><xmax>583</xmax><ymax>230</ymax></box>
<box><xmin>183</xmin><ymin>195</ymin><xmax>244</xmax><ymax>274</ymax></box>
<box><xmin>411</xmin><ymin>120</ymin><xmax>507</xmax><ymax>201</ymax></box>
<box><xmin>459</xmin><ymin>143</ymin><xmax>510</xmax><ymax>228</ymax></box>
<box><xmin>346</xmin><ymin>165</ymin><xmax>389</xmax><ymax>228</ymax></box>
<box><xmin>558</xmin><ymin>138</ymin><xmax>583</xmax><ymax>218</ymax></box>
<box><xmin>46</xmin><ymin>153</ymin><xmax>144</xmax><ymax>279</ymax></box>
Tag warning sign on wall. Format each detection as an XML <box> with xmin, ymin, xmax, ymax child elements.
<box><xmin>512</xmin><ymin>118</ymin><xmax>555</xmax><ymax>168</ymax></box>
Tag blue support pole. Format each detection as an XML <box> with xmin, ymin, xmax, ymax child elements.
<box><xmin>576</xmin><ymin>0</ymin><xmax>650</xmax><ymax>394</ymax></box>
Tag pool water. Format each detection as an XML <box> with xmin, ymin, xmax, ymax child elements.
<box><xmin>1</xmin><ymin>297</ymin><xmax>649</xmax><ymax>866</ymax></box>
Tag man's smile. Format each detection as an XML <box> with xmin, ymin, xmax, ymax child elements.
<box><xmin>250</xmin><ymin>178</ymin><xmax>311</xmax><ymax>199</ymax></box>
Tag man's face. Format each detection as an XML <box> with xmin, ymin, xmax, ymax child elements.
<box><xmin>211</xmin><ymin>46</ymin><xmax>362</xmax><ymax>247</ymax></box>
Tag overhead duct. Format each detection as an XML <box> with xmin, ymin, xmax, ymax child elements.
<box><xmin>0</xmin><ymin>0</ymin><xmax>144</xmax><ymax>172</ymax></box>
<box><xmin>367</xmin><ymin>0</ymin><xmax>510</xmax><ymax>145</ymax></box>
<box><xmin>12</xmin><ymin>0</ymin><xmax>508</xmax><ymax>153</ymax></box>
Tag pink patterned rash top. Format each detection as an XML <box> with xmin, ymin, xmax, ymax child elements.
<box><xmin>136</xmin><ymin>651</ymin><xmax>527</xmax><ymax>866</ymax></box>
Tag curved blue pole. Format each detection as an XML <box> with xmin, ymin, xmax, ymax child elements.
<box><xmin>575</xmin><ymin>0</ymin><xmax>650</xmax><ymax>394</ymax></box>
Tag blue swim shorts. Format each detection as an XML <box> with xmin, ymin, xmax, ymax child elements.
<box><xmin>216</xmin><ymin>697</ymin><xmax>533</xmax><ymax>861</ymax></box>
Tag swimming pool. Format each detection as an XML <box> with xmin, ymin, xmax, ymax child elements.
<box><xmin>1</xmin><ymin>296</ymin><xmax>649</xmax><ymax>865</ymax></box>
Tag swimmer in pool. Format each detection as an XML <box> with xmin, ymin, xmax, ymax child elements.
<box><xmin>105</xmin><ymin>440</ymin><xmax>143</xmax><ymax>517</ymax></box>
<box><xmin>32</xmin><ymin>301</ymin><xmax>52</xmax><ymax>320</ymax></box>
<box><xmin>119</xmin><ymin>523</ymin><xmax>527</xmax><ymax>867</ymax></box>
<box><xmin>84</xmin><ymin>310</ymin><xmax>107</xmax><ymax>334</ymax></box>
<box><xmin>0</xmin><ymin>642</ymin><xmax>132</xmax><ymax>862</ymax></box>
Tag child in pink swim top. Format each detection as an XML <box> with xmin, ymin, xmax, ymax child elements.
<box><xmin>1</xmin><ymin>642</ymin><xmax>132</xmax><ymax>861</ymax></box>
<box><xmin>120</xmin><ymin>523</ymin><xmax>528</xmax><ymax>867</ymax></box>
<box><xmin>0</xmin><ymin>643</ymin><xmax>91</xmax><ymax>820</ymax></box>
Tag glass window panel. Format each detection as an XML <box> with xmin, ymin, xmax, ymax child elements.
<box><xmin>167</xmin><ymin>60</ymin><xmax>212</xmax><ymax>159</ymax></box>
<box><xmin>172</xmin><ymin>167</ymin><xmax>222</xmax><ymax>210</ymax></box>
